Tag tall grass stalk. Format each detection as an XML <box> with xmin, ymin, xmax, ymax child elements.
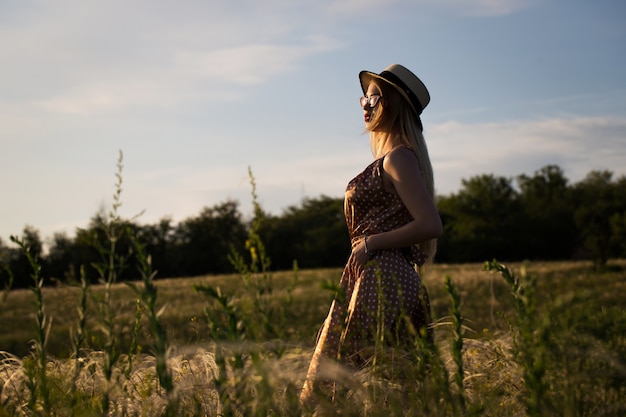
<box><xmin>194</xmin><ymin>167</ymin><xmax>302</xmax><ymax>415</ymax></box>
<box><xmin>91</xmin><ymin>150</ymin><xmax>131</xmax><ymax>414</ymax></box>
<box><xmin>127</xmin><ymin>236</ymin><xmax>179</xmax><ymax>416</ymax></box>
<box><xmin>445</xmin><ymin>275</ymin><xmax>467</xmax><ymax>415</ymax></box>
<box><xmin>10</xmin><ymin>235</ymin><xmax>52</xmax><ymax>415</ymax></box>
<box><xmin>228</xmin><ymin>167</ymin><xmax>299</xmax><ymax>346</ymax></box>
<box><xmin>69</xmin><ymin>266</ymin><xmax>90</xmax><ymax>415</ymax></box>
<box><xmin>484</xmin><ymin>260</ymin><xmax>549</xmax><ymax>417</ymax></box>
<box><xmin>125</xmin><ymin>297</ymin><xmax>143</xmax><ymax>376</ymax></box>
<box><xmin>195</xmin><ymin>167</ymin><xmax>298</xmax><ymax>345</ymax></box>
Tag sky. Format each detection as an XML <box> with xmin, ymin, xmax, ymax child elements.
<box><xmin>1</xmin><ymin>0</ymin><xmax>625</xmax><ymax>245</ymax></box>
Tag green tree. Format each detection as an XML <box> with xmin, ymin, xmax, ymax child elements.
<box><xmin>0</xmin><ymin>237</ymin><xmax>14</xmax><ymax>291</ymax></box>
<box><xmin>437</xmin><ymin>174</ymin><xmax>522</xmax><ymax>262</ymax></box>
<box><xmin>7</xmin><ymin>226</ymin><xmax>45</xmax><ymax>288</ymax></box>
<box><xmin>45</xmin><ymin>232</ymin><xmax>77</xmax><ymax>284</ymax></box>
<box><xmin>136</xmin><ymin>217</ymin><xmax>176</xmax><ymax>278</ymax></box>
<box><xmin>573</xmin><ymin>171</ymin><xmax>626</xmax><ymax>267</ymax></box>
<box><xmin>260</xmin><ymin>196</ymin><xmax>349</xmax><ymax>270</ymax></box>
<box><xmin>516</xmin><ymin>165</ymin><xmax>576</xmax><ymax>260</ymax></box>
<box><xmin>69</xmin><ymin>211</ymin><xmax>138</xmax><ymax>283</ymax></box>
<box><xmin>171</xmin><ymin>200</ymin><xmax>247</xmax><ymax>275</ymax></box>
<box><xmin>609</xmin><ymin>176</ymin><xmax>626</xmax><ymax>258</ymax></box>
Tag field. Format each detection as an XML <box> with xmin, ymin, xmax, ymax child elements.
<box><xmin>0</xmin><ymin>260</ymin><xmax>625</xmax><ymax>416</ymax></box>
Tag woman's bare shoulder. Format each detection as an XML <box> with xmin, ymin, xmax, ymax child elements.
<box><xmin>384</xmin><ymin>146</ymin><xmax>419</xmax><ymax>172</ymax></box>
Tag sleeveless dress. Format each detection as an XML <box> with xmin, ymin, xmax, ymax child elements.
<box><xmin>301</xmin><ymin>149</ymin><xmax>433</xmax><ymax>401</ymax></box>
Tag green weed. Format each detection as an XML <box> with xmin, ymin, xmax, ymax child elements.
<box><xmin>9</xmin><ymin>235</ymin><xmax>51</xmax><ymax>415</ymax></box>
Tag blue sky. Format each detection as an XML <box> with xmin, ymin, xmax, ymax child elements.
<box><xmin>1</xmin><ymin>0</ymin><xmax>625</xmax><ymax>244</ymax></box>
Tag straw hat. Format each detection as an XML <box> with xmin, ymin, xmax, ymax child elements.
<box><xmin>359</xmin><ymin>64</ymin><xmax>430</xmax><ymax>130</ymax></box>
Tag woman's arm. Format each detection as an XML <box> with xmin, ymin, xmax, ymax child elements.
<box><xmin>353</xmin><ymin>147</ymin><xmax>443</xmax><ymax>265</ymax></box>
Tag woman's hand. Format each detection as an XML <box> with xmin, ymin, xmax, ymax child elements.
<box><xmin>352</xmin><ymin>236</ymin><xmax>371</xmax><ymax>268</ymax></box>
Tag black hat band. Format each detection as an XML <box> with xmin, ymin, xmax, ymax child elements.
<box><xmin>379</xmin><ymin>70</ymin><xmax>424</xmax><ymax>116</ymax></box>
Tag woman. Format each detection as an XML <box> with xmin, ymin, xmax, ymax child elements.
<box><xmin>300</xmin><ymin>64</ymin><xmax>443</xmax><ymax>403</ymax></box>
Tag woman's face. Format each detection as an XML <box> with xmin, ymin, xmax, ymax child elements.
<box><xmin>362</xmin><ymin>81</ymin><xmax>382</xmax><ymax>126</ymax></box>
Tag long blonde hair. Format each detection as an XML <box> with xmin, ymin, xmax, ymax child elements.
<box><xmin>367</xmin><ymin>81</ymin><xmax>438</xmax><ymax>264</ymax></box>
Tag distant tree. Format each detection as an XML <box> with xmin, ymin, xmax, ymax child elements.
<box><xmin>260</xmin><ymin>196</ymin><xmax>349</xmax><ymax>270</ymax></box>
<box><xmin>0</xmin><ymin>237</ymin><xmax>14</xmax><ymax>290</ymax></box>
<box><xmin>516</xmin><ymin>165</ymin><xmax>576</xmax><ymax>260</ymax></box>
<box><xmin>45</xmin><ymin>216</ymin><xmax>184</xmax><ymax>284</ymax></box>
<box><xmin>7</xmin><ymin>226</ymin><xmax>46</xmax><ymax>288</ymax></box>
<box><xmin>171</xmin><ymin>201</ymin><xmax>247</xmax><ymax>276</ymax></box>
<box><xmin>437</xmin><ymin>174</ymin><xmax>522</xmax><ymax>262</ymax></box>
<box><xmin>68</xmin><ymin>210</ymin><xmax>139</xmax><ymax>283</ymax></box>
<box><xmin>6</xmin><ymin>165</ymin><xmax>626</xmax><ymax>280</ymax></box>
<box><xmin>572</xmin><ymin>171</ymin><xmax>626</xmax><ymax>267</ymax></box>
<box><xmin>46</xmin><ymin>232</ymin><xmax>78</xmax><ymax>284</ymax></box>
<box><xmin>296</xmin><ymin>196</ymin><xmax>350</xmax><ymax>268</ymax></box>
<box><xmin>72</xmin><ymin>222</ymin><xmax>103</xmax><ymax>283</ymax></box>
<box><xmin>609</xmin><ymin>176</ymin><xmax>626</xmax><ymax>258</ymax></box>
<box><xmin>0</xmin><ymin>237</ymin><xmax>8</xmax><ymax>263</ymax></box>
<box><xmin>136</xmin><ymin>217</ymin><xmax>176</xmax><ymax>278</ymax></box>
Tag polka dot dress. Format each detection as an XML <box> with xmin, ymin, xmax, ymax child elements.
<box><xmin>301</xmin><ymin>150</ymin><xmax>433</xmax><ymax>401</ymax></box>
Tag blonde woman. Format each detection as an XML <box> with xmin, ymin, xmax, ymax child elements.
<box><xmin>301</xmin><ymin>64</ymin><xmax>443</xmax><ymax>403</ymax></box>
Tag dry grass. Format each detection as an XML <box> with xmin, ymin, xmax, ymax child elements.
<box><xmin>0</xmin><ymin>339</ymin><xmax>524</xmax><ymax>416</ymax></box>
<box><xmin>0</xmin><ymin>260</ymin><xmax>625</xmax><ymax>416</ymax></box>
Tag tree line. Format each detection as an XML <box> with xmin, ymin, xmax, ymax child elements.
<box><xmin>1</xmin><ymin>164</ymin><xmax>625</xmax><ymax>289</ymax></box>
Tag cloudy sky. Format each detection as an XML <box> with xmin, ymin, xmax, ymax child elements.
<box><xmin>1</xmin><ymin>0</ymin><xmax>625</xmax><ymax>244</ymax></box>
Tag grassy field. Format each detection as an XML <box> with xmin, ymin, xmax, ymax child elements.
<box><xmin>1</xmin><ymin>260</ymin><xmax>625</xmax><ymax>416</ymax></box>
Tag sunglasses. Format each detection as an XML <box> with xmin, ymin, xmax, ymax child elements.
<box><xmin>360</xmin><ymin>95</ymin><xmax>381</xmax><ymax>108</ymax></box>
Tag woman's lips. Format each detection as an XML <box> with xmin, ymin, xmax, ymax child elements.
<box><xmin>364</xmin><ymin>114</ymin><xmax>371</xmax><ymax>123</ymax></box>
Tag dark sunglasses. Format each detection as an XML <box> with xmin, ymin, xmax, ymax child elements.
<box><xmin>360</xmin><ymin>95</ymin><xmax>381</xmax><ymax>108</ymax></box>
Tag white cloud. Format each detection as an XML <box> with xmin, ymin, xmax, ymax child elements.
<box><xmin>429</xmin><ymin>115</ymin><xmax>626</xmax><ymax>193</ymax></box>
<box><xmin>175</xmin><ymin>37</ymin><xmax>341</xmax><ymax>85</ymax></box>
<box><xmin>324</xmin><ymin>0</ymin><xmax>534</xmax><ymax>17</ymax></box>
<box><xmin>324</xmin><ymin>0</ymin><xmax>402</xmax><ymax>15</ymax></box>
<box><xmin>0</xmin><ymin>1</ymin><xmax>342</xmax><ymax>115</ymax></box>
<box><xmin>425</xmin><ymin>0</ymin><xmax>535</xmax><ymax>17</ymax></box>
<box><xmin>33</xmin><ymin>37</ymin><xmax>342</xmax><ymax>115</ymax></box>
